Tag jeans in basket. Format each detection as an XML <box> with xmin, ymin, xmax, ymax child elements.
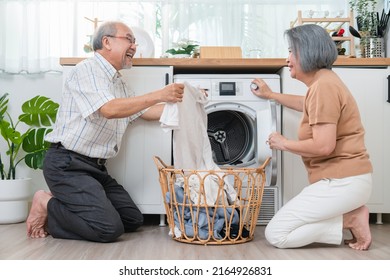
<box><xmin>166</xmin><ymin>185</ymin><xmax>239</xmax><ymax>240</ymax></box>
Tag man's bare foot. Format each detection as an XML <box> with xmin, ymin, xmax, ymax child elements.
<box><xmin>343</xmin><ymin>205</ymin><xmax>371</xmax><ymax>250</ymax></box>
<box><xmin>26</xmin><ymin>190</ymin><xmax>52</xmax><ymax>238</ymax></box>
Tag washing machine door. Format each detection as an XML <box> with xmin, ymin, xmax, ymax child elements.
<box><xmin>206</xmin><ymin>103</ymin><xmax>256</xmax><ymax>167</ymax></box>
<box><xmin>256</xmin><ymin>101</ymin><xmax>277</xmax><ymax>186</ymax></box>
<box><xmin>206</xmin><ymin>101</ymin><xmax>277</xmax><ymax>185</ymax></box>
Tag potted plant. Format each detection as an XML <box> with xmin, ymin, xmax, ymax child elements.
<box><xmin>349</xmin><ymin>0</ymin><xmax>378</xmax><ymax>37</ymax></box>
<box><xmin>162</xmin><ymin>38</ymin><xmax>199</xmax><ymax>58</ymax></box>
<box><xmin>0</xmin><ymin>93</ymin><xmax>59</xmax><ymax>223</ymax></box>
<box><xmin>349</xmin><ymin>0</ymin><xmax>378</xmax><ymax>35</ymax></box>
<box><xmin>349</xmin><ymin>0</ymin><xmax>381</xmax><ymax>57</ymax></box>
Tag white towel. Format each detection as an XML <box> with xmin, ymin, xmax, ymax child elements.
<box><xmin>159</xmin><ymin>82</ymin><xmax>237</xmax><ymax>206</ymax></box>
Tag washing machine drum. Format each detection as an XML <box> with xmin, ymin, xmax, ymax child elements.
<box><xmin>207</xmin><ymin>110</ymin><xmax>255</xmax><ymax>166</ymax></box>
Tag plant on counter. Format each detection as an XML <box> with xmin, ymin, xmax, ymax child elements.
<box><xmin>163</xmin><ymin>38</ymin><xmax>200</xmax><ymax>57</ymax></box>
<box><xmin>0</xmin><ymin>93</ymin><xmax>59</xmax><ymax>180</ymax></box>
<box><xmin>349</xmin><ymin>0</ymin><xmax>378</xmax><ymax>36</ymax></box>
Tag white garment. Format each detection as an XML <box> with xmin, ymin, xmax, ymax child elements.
<box><xmin>159</xmin><ymin>82</ymin><xmax>237</xmax><ymax>205</ymax></box>
<box><xmin>159</xmin><ymin>102</ymin><xmax>179</xmax><ymax>132</ymax></box>
<box><xmin>264</xmin><ymin>173</ymin><xmax>372</xmax><ymax>248</ymax></box>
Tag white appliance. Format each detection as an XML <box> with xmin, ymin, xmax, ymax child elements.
<box><xmin>174</xmin><ymin>74</ymin><xmax>282</xmax><ymax>225</ymax></box>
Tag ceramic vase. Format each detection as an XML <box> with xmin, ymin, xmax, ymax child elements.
<box><xmin>0</xmin><ymin>178</ymin><xmax>31</xmax><ymax>224</ymax></box>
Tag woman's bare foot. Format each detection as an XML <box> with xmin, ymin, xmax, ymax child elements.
<box><xmin>26</xmin><ymin>190</ymin><xmax>53</xmax><ymax>238</ymax></box>
<box><xmin>343</xmin><ymin>230</ymin><xmax>357</xmax><ymax>245</ymax></box>
<box><xmin>343</xmin><ymin>205</ymin><xmax>371</xmax><ymax>250</ymax></box>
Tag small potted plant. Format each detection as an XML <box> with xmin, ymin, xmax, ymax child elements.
<box><xmin>349</xmin><ymin>0</ymin><xmax>378</xmax><ymax>36</ymax></box>
<box><xmin>0</xmin><ymin>93</ymin><xmax>59</xmax><ymax>223</ymax></box>
<box><xmin>349</xmin><ymin>0</ymin><xmax>381</xmax><ymax>57</ymax></box>
<box><xmin>163</xmin><ymin>38</ymin><xmax>199</xmax><ymax>58</ymax></box>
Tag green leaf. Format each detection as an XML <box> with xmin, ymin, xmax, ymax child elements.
<box><xmin>0</xmin><ymin>119</ymin><xmax>22</xmax><ymax>145</ymax></box>
<box><xmin>0</xmin><ymin>93</ymin><xmax>9</xmax><ymax>118</ymax></box>
<box><xmin>19</xmin><ymin>95</ymin><xmax>59</xmax><ymax>127</ymax></box>
<box><xmin>184</xmin><ymin>44</ymin><xmax>198</xmax><ymax>53</ymax></box>
<box><xmin>24</xmin><ymin>149</ymin><xmax>47</xmax><ymax>170</ymax></box>
<box><xmin>23</xmin><ymin>128</ymin><xmax>53</xmax><ymax>169</ymax></box>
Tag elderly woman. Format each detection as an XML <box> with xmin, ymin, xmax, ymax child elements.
<box><xmin>251</xmin><ymin>24</ymin><xmax>372</xmax><ymax>250</ymax></box>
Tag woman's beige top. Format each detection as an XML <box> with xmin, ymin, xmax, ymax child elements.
<box><xmin>298</xmin><ymin>69</ymin><xmax>373</xmax><ymax>184</ymax></box>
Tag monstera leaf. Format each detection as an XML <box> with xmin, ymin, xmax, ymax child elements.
<box><xmin>0</xmin><ymin>93</ymin><xmax>8</xmax><ymax>117</ymax></box>
<box><xmin>23</xmin><ymin>127</ymin><xmax>53</xmax><ymax>170</ymax></box>
<box><xmin>19</xmin><ymin>95</ymin><xmax>59</xmax><ymax>127</ymax></box>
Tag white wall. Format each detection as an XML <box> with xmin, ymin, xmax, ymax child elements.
<box><xmin>0</xmin><ymin>72</ymin><xmax>63</xmax><ymax>195</ymax></box>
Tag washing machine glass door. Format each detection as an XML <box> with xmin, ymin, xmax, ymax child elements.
<box><xmin>207</xmin><ymin>108</ymin><xmax>255</xmax><ymax>167</ymax></box>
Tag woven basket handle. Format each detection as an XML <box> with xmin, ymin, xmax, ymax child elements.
<box><xmin>153</xmin><ymin>156</ymin><xmax>169</xmax><ymax>169</ymax></box>
<box><xmin>260</xmin><ymin>157</ymin><xmax>272</xmax><ymax>170</ymax></box>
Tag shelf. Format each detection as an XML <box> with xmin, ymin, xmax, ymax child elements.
<box><xmin>291</xmin><ymin>10</ymin><xmax>356</xmax><ymax>57</ymax></box>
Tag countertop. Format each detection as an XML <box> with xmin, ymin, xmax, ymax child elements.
<box><xmin>60</xmin><ymin>57</ymin><xmax>390</xmax><ymax>73</ymax></box>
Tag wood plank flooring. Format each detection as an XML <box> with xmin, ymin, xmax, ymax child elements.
<box><xmin>1</xmin><ymin>215</ymin><xmax>389</xmax><ymax>260</ymax></box>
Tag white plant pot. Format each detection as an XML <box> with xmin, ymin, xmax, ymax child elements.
<box><xmin>171</xmin><ymin>54</ymin><xmax>191</xmax><ymax>58</ymax></box>
<box><xmin>0</xmin><ymin>178</ymin><xmax>32</xmax><ymax>224</ymax></box>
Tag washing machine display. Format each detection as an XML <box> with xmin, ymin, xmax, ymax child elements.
<box><xmin>219</xmin><ymin>82</ymin><xmax>236</xmax><ymax>95</ymax></box>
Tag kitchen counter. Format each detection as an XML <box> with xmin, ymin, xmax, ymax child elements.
<box><xmin>60</xmin><ymin>57</ymin><xmax>390</xmax><ymax>74</ymax></box>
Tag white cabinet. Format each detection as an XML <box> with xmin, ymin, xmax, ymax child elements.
<box><xmin>279</xmin><ymin>68</ymin><xmax>309</xmax><ymax>204</ymax></box>
<box><xmin>280</xmin><ymin>66</ymin><xmax>390</xmax><ymax>220</ymax></box>
<box><xmin>106</xmin><ymin>66</ymin><xmax>173</xmax><ymax>216</ymax></box>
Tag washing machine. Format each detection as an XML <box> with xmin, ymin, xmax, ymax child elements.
<box><xmin>174</xmin><ymin>74</ymin><xmax>282</xmax><ymax>224</ymax></box>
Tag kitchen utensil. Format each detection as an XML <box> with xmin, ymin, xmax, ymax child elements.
<box><xmin>337</xmin><ymin>28</ymin><xmax>345</xmax><ymax>36</ymax></box>
<box><xmin>349</xmin><ymin>26</ymin><xmax>361</xmax><ymax>38</ymax></box>
<box><xmin>379</xmin><ymin>9</ymin><xmax>390</xmax><ymax>37</ymax></box>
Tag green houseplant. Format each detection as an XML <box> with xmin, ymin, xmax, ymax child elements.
<box><xmin>0</xmin><ymin>93</ymin><xmax>58</xmax><ymax>224</ymax></box>
<box><xmin>163</xmin><ymin>38</ymin><xmax>199</xmax><ymax>58</ymax></box>
<box><xmin>0</xmin><ymin>93</ymin><xmax>59</xmax><ymax>180</ymax></box>
<box><xmin>349</xmin><ymin>0</ymin><xmax>382</xmax><ymax>57</ymax></box>
<box><xmin>349</xmin><ymin>0</ymin><xmax>378</xmax><ymax>36</ymax></box>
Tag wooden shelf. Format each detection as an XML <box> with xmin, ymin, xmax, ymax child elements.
<box><xmin>60</xmin><ymin>56</ymin><xmax>390</xmax><ymax>72</ymax></box>
<box><xmin>291</xmin><ymin>10</ymin><xmax>356</xmax><ymax>57</ymax></box>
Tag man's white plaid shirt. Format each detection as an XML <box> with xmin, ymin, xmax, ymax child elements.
<box><xmin>46</xmin><ymin>53</ymin><xmax>144</xmax><ymax>158</ymax></box>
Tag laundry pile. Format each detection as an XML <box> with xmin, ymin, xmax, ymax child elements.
<box><xmin>165</xmin><ymin>185</ymin><xmax>249</xmax><ymax>240</ymax></box>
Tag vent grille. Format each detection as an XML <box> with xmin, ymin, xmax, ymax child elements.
<box><xmin>257</xmin><ymin>186</ymin><xmax>280</xmax><ymax>225</ymax></box>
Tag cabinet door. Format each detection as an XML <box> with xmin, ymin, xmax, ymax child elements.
<box><xmin>106</xmin><ymin>66</ymin><xmax>173</xmax><ymax>214</ymax></box>
<box><xmin>334</xmin><ymin>67</ymin><xmax>390</xmax><ymax>214</ymax></box>
<box><xmin>280</xmin><ymin>67</ymin><xmax>390</xmax><ymax>214</ymax></box>
<box><xmin>279</xmin><ymin>68</ymin><xmax>309</xmax><ymax>204</ymax></box>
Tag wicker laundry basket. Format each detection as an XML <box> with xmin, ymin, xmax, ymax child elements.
<box><xmin>153</xmin><ymin>156</ymin><xmax>270</xmax><ymax>245</ymax></box>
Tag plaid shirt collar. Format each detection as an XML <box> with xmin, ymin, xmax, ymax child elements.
<box><xmin>93</xmin><ymin>52</ymin><xmax>121</xmax><ymax>82</ymax></box>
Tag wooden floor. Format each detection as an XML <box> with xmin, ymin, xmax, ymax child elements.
<box><xmin>1</xmin><ymin>215</ymin><xmax>389</xmax><ymax>260</ymax></box>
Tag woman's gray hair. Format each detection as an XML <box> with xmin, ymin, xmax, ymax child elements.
<box><xmin>285</xmin><ymin>24</ymin><xmax>338</xmax><ymax>73</ymax></box>
<box><xmin>92</xmin><ymin>21</ymin><xmax>119</xmax><ymax>51</ymax></box>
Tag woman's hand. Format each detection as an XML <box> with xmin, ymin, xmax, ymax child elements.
<box><xmin>267</xmin><ymin>124</ymin><xmax>337</xmax><ymax>157</ymax></box>
<box><xmin>267</xmin><ymin>132</ymin><xmax>287</xmax><ymax>151</ymax></box>
<box><xmin>251</xmin><ymin>78</ymin><xmax>274</xmax><ymax>99</ymax></box>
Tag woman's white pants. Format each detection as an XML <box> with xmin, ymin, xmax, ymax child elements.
<box><xmin>265</xmin><ymin>173</ymin><xmax>372</xmax><ymax>248</ymax></box>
